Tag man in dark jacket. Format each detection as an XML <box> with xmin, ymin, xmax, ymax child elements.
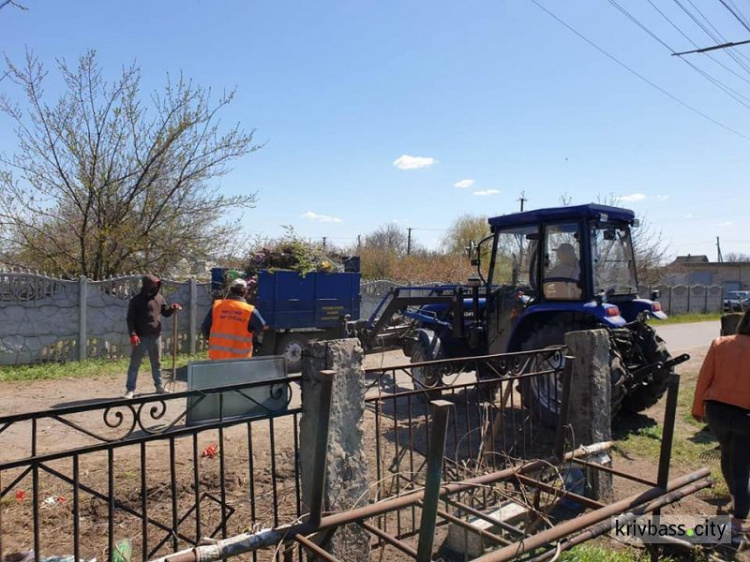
<box><xmin>125</xmin><ymin>275</ymin><xmax>182</xmax><ymax>398</ymax></box>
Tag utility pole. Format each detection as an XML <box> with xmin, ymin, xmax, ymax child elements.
<box><xmin>407</xmin><ymin>228</ymin><xmax>413</xmax><ymax>255</ymax></box>
<box><xmin>322</xmin><ymin>237</ymin><xmax>327</xmax><ymax>251</ymax></box>
<box><xmin>357</xmin><ymin>234</ymin><xmax>361</xmax><ymax>254</ymax></box>
<box><xmin>717</xmin><ymin>237</ymin><xmax>723</xmax><ymax>263</ymax></box>
<box><xmin>518</xmin><ymin>191</ymin><xmax>527</xmax><ymax>212</ymax></box>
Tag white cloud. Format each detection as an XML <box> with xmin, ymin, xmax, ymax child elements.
<box><xmin>453</xmin><ymin>179</ymin><xmax>475</xmax><ymax>189</ymax></box>
<box><xmin>685</xmin><ymin>213</ymin><xmax>693</xmax><ymax>219</ymax></box>
<box><xmin>393</xmin><ymin>155</ymin><xmax>437</xmax><ymax>170</ymax></box>
<box><xmin>717</xmin><ymin>221</ymin><xmax>734</xmax><ymax>227</ymax></box>
<box><xmin>619</xmin><ymin>193</ymin><xmax>648</xmax><ymax>202</ymax></box>
<box><xmin>619</xmin><ymin>193</ymin><xmax>670</xmax><ymax>203</ymax></box>
<box><xmin>301</xmin><ymin>211</ymin><xmax>342</xmax><ymax>223</ymax></box>
<box><xmin>473</xmin><ymin>189</ymin><xmax>500</xmax><ymax>196</ymax></box>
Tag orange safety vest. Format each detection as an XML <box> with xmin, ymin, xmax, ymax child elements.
<box><xmin>208</xmin><ymin>299</ymin><xmax>255</xmax><ymax>360</ymax></box>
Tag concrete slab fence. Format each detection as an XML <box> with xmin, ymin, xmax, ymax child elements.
<box><xmin>0</xmin><ymin>272</ymin><xmax>726</xmax><ymax>366</ymax></box>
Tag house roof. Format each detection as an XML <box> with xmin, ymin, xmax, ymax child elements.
<box><xmin>673</xmin><ymin>255</ymin><xmax>710</xmax><ymax>265</ymax></box>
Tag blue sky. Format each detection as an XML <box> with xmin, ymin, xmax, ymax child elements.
<box><xmin>2</xmin><ymin>1</ymin><xmax>749</xmax><ymax>259</ymax></box>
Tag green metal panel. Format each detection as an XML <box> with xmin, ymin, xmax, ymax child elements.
<box><xmin>186</xmin><ymin>356</ymin><xmax>288</xmax><ymax>425</ymax></box>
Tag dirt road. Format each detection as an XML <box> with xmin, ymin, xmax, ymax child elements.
<box><xmin>655</xmin><ymin>320</ymin><xmax>720</xmax><ymax>353</ymax></box>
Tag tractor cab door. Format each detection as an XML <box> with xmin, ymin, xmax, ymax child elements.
<box><xmin>542</xmin><ymin>223</ymin><xmax>585</xmax><ymax>301</ymax></box>
<box><xmin>485</xmin><ymin>224</ymin><xmax>539</xmax><ymax>354</ymax></box>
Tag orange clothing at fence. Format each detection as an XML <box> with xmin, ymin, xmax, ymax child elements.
<box><xmin>208</xmin><ymin>299</ymin><xmax>255</xmax><ymax>360</ymax></box>
<box><xmin>692</xmin><ymin>335</ymin><xmax>750</xmax><ymax>418</ymax></box>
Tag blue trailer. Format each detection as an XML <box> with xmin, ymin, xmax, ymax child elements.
<box><xmin>210</xmin><ymin>268</ymin><xmax>361</xmax><ymax>371</ymax></box>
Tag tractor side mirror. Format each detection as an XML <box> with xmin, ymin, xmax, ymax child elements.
<box><xmin>467</xmin><ymin>240</ymin><xmax>480</xmax><ymax>266</ymax></box>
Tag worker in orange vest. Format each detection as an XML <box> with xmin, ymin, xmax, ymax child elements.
<box><xmin>201</xmin><ymin>278</ymin><xmax>267</xmax><ymax>359</ymax></box>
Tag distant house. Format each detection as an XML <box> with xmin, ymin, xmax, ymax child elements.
<box><xmin>663</xmin><ymin>255</ymin><xmax>750</xmax><ymax>290</ymax></box>
<box><xmin>672</xmin><ymin>255</ymin><xmax>709</xmax><ymax>265</ymax></box>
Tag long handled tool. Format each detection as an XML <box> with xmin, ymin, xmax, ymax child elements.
<box><xmin>167</xmin><ymin>309</ymin><xmax>179</xmax><ymax>389</ymax></box>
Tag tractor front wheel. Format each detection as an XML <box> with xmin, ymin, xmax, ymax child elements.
<box><xmin>276</xmin><ymin>333</ymin><xmax>310</xmax><ymax>373</ymax></box>
<box><xmin>410</xmin><ymin>338</ymin><xmax>445</xmax><ymax>401</ymax></box>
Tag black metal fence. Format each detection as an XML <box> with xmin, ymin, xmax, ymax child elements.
<box><xmin>0</xmin><ymin>349</ymin><xmax>567</xmax><ymax>562</ymax></box>
<box><xmin>0</xmin><ymin>378</ymin><xmax>302</xmax><ymax>562</ymax></box>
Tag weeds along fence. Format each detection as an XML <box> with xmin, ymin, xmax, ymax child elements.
<box><xmin>0</xmin><ymin>349</ymin><xmax>566</xmax><ymax>561</ymax></box>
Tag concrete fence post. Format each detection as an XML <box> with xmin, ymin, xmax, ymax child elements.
<box><xmin>564</xmin><ymin>329</ymin><xmax>613</xmax><ymax>500</ymax></box>
<box><xmin>300</xmin><ymin>339</ymin><xmax>371</xmax><ymax>560</ymax></box>
<box><xmin>189</xmin><ymin>278</ymin><xmax>198</xmax><ymax>355</ymax></box>
<box><xmin>78</xmin><ymin>276</ymin><xmax>88</xmax><ymax>361</ymax></box>
<box><xmin>668</xmin><ymin>285</ymin><xmax>673</xmax><ymax>316</ymax></box>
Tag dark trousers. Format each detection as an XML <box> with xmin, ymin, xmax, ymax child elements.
<box><xmin>706</xmin><ymin>400</ymin><xmax>750</xmax><ymax>519</ymax></box>
<box><xmin>126</xmin><ymin>334</ymin><xmax>163</xmax><ymax>392</ymax></box>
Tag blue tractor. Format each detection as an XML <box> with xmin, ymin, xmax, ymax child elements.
<box><xmin>352</xmin><ymin>204</ymin><xmax>685</xmax><ymax>423</ymax></box>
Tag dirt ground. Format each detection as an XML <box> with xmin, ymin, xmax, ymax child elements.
<box><xmin>0</xmin><ymin>345</ymin><xmax>738</xmax><ymax>561</ymax></box>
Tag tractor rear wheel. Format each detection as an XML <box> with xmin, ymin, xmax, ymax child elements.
<box><xmin>620</xmin><ymin>324</ymin><xmax>672</xmax><ymax>414</ymax></box>
<box><xmin>519</xmin><ymin>323</ymin><xmax>627</xmax><ymax>427</ymax></box>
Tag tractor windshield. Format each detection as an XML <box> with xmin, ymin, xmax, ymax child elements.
<box><xmin>591</xmin><ymin>224</ymin><xmax>638</xmax><ymax>296</ymax></box>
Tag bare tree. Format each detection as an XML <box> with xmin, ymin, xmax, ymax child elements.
<box><xmin>725</xmin><ymin>252</ymin><xmax>750</xmax><ymax>263</ymax></box>
<box><xmin>0</xmin><ymin>50</ymin><xmax>261</xmax><ymax>279</ymax></box>
<box><xmin>597</xmin><ymin>194</ymin><xmax>669</xmax><ymax>285</ymax></box>
<box><xmin>364</xmin><ymin>223</ymin><xmax>410</xmax><ymax>256</ymax></box>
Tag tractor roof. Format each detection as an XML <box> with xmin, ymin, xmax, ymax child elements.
<box><xmin>488</xmin><ymin>203</ymin><xmax>635</xmax><ymax>229</ymax></box>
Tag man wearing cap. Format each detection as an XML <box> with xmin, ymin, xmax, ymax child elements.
<box><xmin>201</xmin><ymin>278</ymin><xmax>267</xmax><ymax>359</ymax></box>
<box><xmin>545</xmin><ymin>243</ymin><xmax>582</xmax><ymax>299</ymax></box>
<box><xmin>125</xmin><ymin>275</ymin><xmax>182</xmax><ymax>398</ymax></box>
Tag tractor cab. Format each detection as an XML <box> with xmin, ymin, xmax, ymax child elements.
<box><xmin>486</xmin><ymin>204</ymin><xmax>638</xmax><ymax>303</ymax></box>
<box><xmin>475</xmin><ymin>204</ymin><xmax>665</xmax><ymax>355</ymax></box>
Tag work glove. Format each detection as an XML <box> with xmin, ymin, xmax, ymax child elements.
<box><xmin>130</xmin><ymin>335</ymin><xmax>141</xmax><ymax>347</ymax></box>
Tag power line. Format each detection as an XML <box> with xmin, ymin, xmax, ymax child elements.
<box><xmin>606</xmin><ymin>0</ymin><xmax>750</xmax><ymax>109</ymax></box>
<box><xmin>528</xmin><ymin>0</ymin><xmax>750</xmax><ymax>141</ymax></box>
<box><xmin>645</xmin><ymin>0</ymin><xmax>750</xmax><ymax>85</ymax></box>
<box><xmin>726</xmin><ymin>0</ymin><xmax>750</xmax><ymax>31</ymax></box>
<box><xmin>682</xmin><ymin>58</ymin><xmax>750</xmax><ymax>108</ymax></box>
<box><xmin>718</xmin><ymin>0</ymin><xmax>750</xmax><ymax>34</ymax></box>
<box><xmin>680</xmin><ymin>0</ymin><xmax>750</xmax><ymax>70</ymax></box>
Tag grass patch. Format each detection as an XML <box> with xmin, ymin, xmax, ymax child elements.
<box><xmin>558</xmin><ymin>544</ymin><xmax>650</xmax><ymax>562</ymax></box>
<box><xmin>0</xmin><ymin>352</ymin><xmax>207</xmax><ymax>383</ymax></box>
<box><xmin>614</xmin><ymin>372</ymin><xmax>731</xmax><ymax>505</ymax></box>
<box><xmin>650</xmin><ymin>312</ymin><xmax>721</xmax><ymax>326</ymax></box>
